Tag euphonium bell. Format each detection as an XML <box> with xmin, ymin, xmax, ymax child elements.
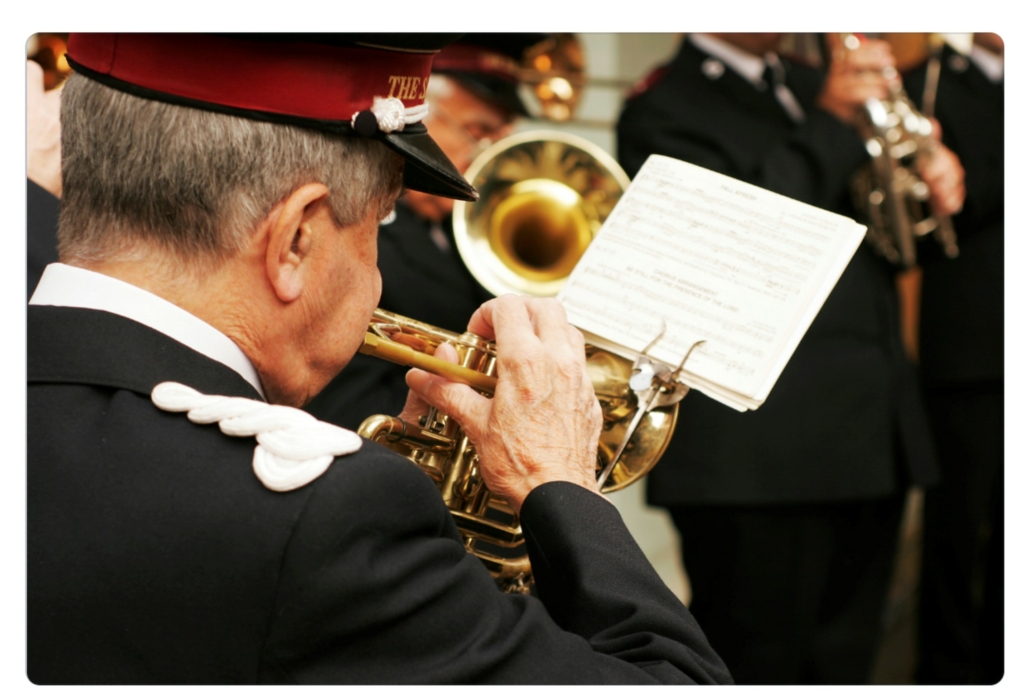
<box><xmin>452</xmin><ymin>130</ymin><xmax>631</xmax><ymax>298</ymax></box>
<box><xmin>357</xmin><ymin>309</ymin><xmax>681</xmax><ymax>593</ymax></box>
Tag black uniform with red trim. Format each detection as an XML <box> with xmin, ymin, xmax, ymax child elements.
<box><xmin>615</xmin><ymin>36</ymin><xmax>938</xmax><ymax>684</ymax></box>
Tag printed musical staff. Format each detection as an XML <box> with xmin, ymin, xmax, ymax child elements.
<box><xmin>559</xmin><ymin>155</ymin><xmax>865</xmax><ymax>411</ymax></box>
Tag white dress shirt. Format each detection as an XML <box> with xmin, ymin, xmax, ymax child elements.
<box><xmin>30</xmin><ymin>263</ymin><xmax>265</xmax><ymax>398</ymax></box>
<box><xmin>970</xmin><ymin>43</ymin><xmax>1004</xmax><ymax>83</ymax></box>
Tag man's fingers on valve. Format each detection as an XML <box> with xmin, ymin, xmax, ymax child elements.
<box><xmin>399</xmin><ymin>342</ymin><xmax>459</xmax><ymax>422</ymax></box>
<box><xmin>405</xmin><ymin>363</ymin><xmax>491</xmax><ymax>439</ymax></box>
<box><xmin>523</xmin><ymin>297</ymin><xmax>574</xmax><ymax>344</ymax></box>
<box><xmin>506</xmin><ymin>297</ymin><xmax>590</xmax><ymax>388</ymax></box>
<box><xmin>463</xmin><ymin>294</ymin><xmax>540</xmax><ymax>349</ymax></box>
<box><xmin>489</xmin><ymin>295</ymin><xmax>541</xmax><ymax>351</ymax></box>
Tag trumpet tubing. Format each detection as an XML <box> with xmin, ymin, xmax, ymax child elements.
<box><xmin>358</xmin><ymin>308</ymin><xmax>678</xmax><ymax>592</ymax></box>
<box><xmin>359</xmin><ymin>132</ymin><xmax>663</xmax><ymax>592</ymax></box>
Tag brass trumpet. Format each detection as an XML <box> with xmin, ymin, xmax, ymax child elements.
<box><xmin>357</xmin><ymin>308</ymin><xmax>682</xmax><ymax>593</ymax></box>
<box><xmin>356</xmin><ymin>131</ymin><xmax>682</xmax><ymax>592</ymax></box>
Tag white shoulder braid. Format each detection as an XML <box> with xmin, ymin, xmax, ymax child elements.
<box><xmin>151</xmin><ymin>382</ymin><xmax>362</xmax><ymax>492</ymax></box>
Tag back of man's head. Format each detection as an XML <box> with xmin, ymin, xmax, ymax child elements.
<box><xmin>56</xmin><ymin>33</ymin><xmax>479</xmax><ymax>273</ymax></box>
<box><xmin>58</xmin><ymin>73</ymin><xmax>402</xmax><ymax>272</ymax></box>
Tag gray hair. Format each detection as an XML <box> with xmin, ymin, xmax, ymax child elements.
<box><xmin>58</xmin><ymin>73</ymin><xmax>403</xmax><ymax>268</ymax></box>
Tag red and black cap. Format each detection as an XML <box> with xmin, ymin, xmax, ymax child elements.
<box><xmin>65</xmin><ymin>33</ymin><xmax>478</xmax><ymax>201</ymax></box>
<box><xmin>431</xmin><ymin>34</ymin><xmax>548</xmax><ymax>116</ymax></box>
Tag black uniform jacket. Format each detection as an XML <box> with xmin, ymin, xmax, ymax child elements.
<box><xmin>27</xmin><ymin>304</ymin><xmax>730</xmax><ymax>684</ymax></box>
<box><xmin>616</xmin><ymin>40</ymin><xmax>938</xmax><ymax>505</ymax></box>
<box><xmin>904</xmin><ymin>45</ymin><xmax>1004</xmax><ymax>387</ymax></box>
<box><xmin>305</xmin><ymin>201</ymin><xmax>493</xmax><ymax>430</ymax></box>
<box><xmin>27</xmin><ymin>179</ymin><xmax>60</xmax><ymax>298</ymax></box>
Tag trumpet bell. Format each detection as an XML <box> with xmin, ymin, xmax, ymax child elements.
<box><xmin>453</xmin><ymin>130</ymin><xmax>630</xmax><ymax>297</ymax></box>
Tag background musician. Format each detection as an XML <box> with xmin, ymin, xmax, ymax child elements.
<box><xmin>304</xmin><ymin>34</ymin><xmax>543</xmax><ymax>430</ymax></box>
<box><xmin>903</xmin><ymin>32</ymin><xmax>1004</xmax><ymax>685</ymax></box>
<box><xmin>615</xmin><ymin>32</ymin><xmax>965</xmax><ymax>684</ymax></box>
<box><xmin>28</xmin><ymin>33</ymin><xmax>732</xmax><ymax>684</ymax></box>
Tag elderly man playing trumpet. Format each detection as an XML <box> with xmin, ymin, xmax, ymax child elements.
<box><xmin>27</xmin><ymin>33</ymin><xmax>731</xmax><ymax>685</ymax></box>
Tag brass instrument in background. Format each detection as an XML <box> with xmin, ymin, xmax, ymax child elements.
<box><xmin>27</xmin><ymin>33</ymin><xmax>72</xmax><ymax>90</ymax></box>
<box><xmin>839</xmin><ymin>33</ymin><xmax>958</xmax><ymax>267</ymax></box>
<box><xmin>518</xmin><ymin>34</ymin><xmax>586</xmax><ymax>122</ymax></box>
<box><xmin>357</xmin><ymin>132</ymin><xmax>684</xmax><ymax>592</ymax></box>
<box><xmin>452</xmin><ymin>130</ymin><xmax>631</xmax><ymax>298</ymax></box>
<box><xmin>357</xmin><ymin>308</ymin><xmax>683</xmax><ymax>593</ymax></box>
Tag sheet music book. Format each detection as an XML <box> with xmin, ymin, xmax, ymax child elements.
<box><xmin>557</xmin><ymin>155</ymin><xmax>866</xmax><ymax>412</ymax></box>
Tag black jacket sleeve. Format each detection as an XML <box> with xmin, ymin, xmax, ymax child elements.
<box><xmin>260</xmin><ymin>448</ymin><xmax>732</xmax><ymax>684</ymax></box>
<box><xmin>28</xmin><ymin>178</ymin><xmax>61</xmax><ymax>298</ymax></box>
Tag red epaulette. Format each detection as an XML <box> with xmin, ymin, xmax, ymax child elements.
<box><xmin>625</xmin><ymin>64</ymin><xmax>669</xmax><ymax>101</ymax></box>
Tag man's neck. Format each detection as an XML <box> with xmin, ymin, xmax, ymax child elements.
<box><xmin>82</xmin><ymin>255</ymin><xmax>243</xmax><ymax>333</ymax></box>
<box><xmin>32</xmin><ymin>261</ymin><xmax>267</xmax><ymax>398</ymax></box>
<box><xmin>78</xmin><ymin>253</ymin><xmax>270</xmax><ymax>392</ymax></box>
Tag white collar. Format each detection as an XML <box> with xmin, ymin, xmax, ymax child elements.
<box><xmin>30</xmin><ymin>263</ymin><xmax>266</xmax><ymax>399</ymax></box>
<box><xmin>688</xmin><ymin>33</ymin><xmax>773</xmax><ymax>87</ymax></box>
<box><xmin>687</xmin><ymin>34</ymin><xmax>803</xmax><ymax>122</ymax></box>
<box><xmin>970</xmin><ymin>43</ymin><xmax>1004</xmax><ymax>83</ymax></box>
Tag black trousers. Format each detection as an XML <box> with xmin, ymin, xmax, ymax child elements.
<box><xmin>916</xmin><ymin>381</ymin><xmax>1004</xmax><ymax>685</ymax></box>
<box><xmin>669</xmin><ymin>494</ymin><xmax>905</xmax><ymax>685</ymax></box>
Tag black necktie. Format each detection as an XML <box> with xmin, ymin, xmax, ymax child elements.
<box><xmin>762</xmin><ymin>61</ymin><xmax>785</xmax><ymax>89</ymax></box>
<box><xmin>761</xmin><ymin>59</ymin><xmax>804</xmax><ymax>122</ymax></box>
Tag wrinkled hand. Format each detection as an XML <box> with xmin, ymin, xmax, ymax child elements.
<box><xmin>27</xmin><ymin>60</ymin><xmax>62</xmax><ymax>198</ymax></box>
<box><xmin>817</xmin><ymin>36</ymin><xmax>899</xmax><ymax>124</ymax></box>
<box><xmin>918</xmin><ymin>138</ymin><xmax>966</xmax><ymax>217</ymax></box>
<box><xmin>405</xmin><ymin>295</ymin><xmax>604</xmax><ymax>512</ymax></box>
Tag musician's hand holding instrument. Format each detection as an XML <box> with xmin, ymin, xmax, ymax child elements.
<box><xmin>356</xmin><ymin>45</ymin><xmax>680</xmax><ymax>589</ymax></box>
<box><xmin>403</xmin><ymin>295</ymin><xmax>604</xmax><ymax>513</ymax></box>
<box><xmin>825</xmin><ymin>33</ymin><xmax>963</xmax><ymax>266</ymax></box>
<box><xmin>816</xmin><ymin>34</ymin><xmax>899</xmax><ymax>124</ymax></box>
<box><xmin>915</xmin><ymin>124</ymin><xmax>966</xmax><ymax>217</ymax></box>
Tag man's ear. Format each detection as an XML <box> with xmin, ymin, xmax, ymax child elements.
<box><xmin>265</xmin><ymin>183</ymin><xmax>331</xmax><ymax>303</ymax></box>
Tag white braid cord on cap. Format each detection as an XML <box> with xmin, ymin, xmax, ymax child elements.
<box><xmin>151</xmin><ymin>382</ymin><xmax>362</xmax><ymax>492</ymax></box>
<box><xmin>365</xmin><ymin>96</ymin><xmax>429</xmax><ymax>133</ymax></box>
